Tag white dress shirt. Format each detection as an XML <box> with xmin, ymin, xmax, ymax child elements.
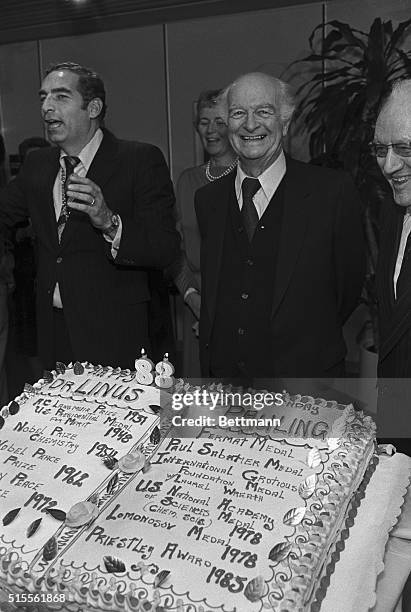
<box><xmin>235</xmin><ymin>151</ymin><xmax>287</xmax><ymax>217</ymax></box>
<box><xmin>52</xmin><ymin>128</ymin><xmax>121</xmax><ymax>307</ymax></box>
<box><xmin>394</xmin><ymin>211</ymin><xmax>411</xmax><ymax>298</ymax></box>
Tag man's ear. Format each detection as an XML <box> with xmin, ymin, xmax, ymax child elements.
<box><xmin>88</xmin><ymin>98</ymin><xmax>103</xmax><ymax>119</ymax></box>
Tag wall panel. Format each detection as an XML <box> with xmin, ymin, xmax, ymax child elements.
<box><xmin>0</xmin><ymin>41</ymin><xmax>43</xmax><ymax>159</ymax></box>
<box><xmin>326</xmin><ymin>0</ymin><xmax>411</xmax><ymax>28</ymax></box>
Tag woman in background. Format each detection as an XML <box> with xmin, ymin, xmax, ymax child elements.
<box><xmin>170</xmin><ymin>89</ymin><xmax>237</xmax><ymax>377</ymax></box>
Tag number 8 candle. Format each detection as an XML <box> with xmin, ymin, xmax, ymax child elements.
<box><xmin>134</xmin><ymin>348</ymin><xmax>154</xmax><ymax>385</ymax></box>
<box><xmin>155</xmin><ymin>353</ymin><xmax>175</xmax><ymax>388</ymax></box>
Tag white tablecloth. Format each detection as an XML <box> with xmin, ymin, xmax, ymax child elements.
<box><xmin>321</xmin><ymin>453</ymin><xmax>411</xmax><ymax>612</ymax></box>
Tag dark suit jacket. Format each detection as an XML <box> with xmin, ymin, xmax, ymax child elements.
<box><xmin>195</xmin><ymin>157</ymin><xmax>365</xmax><ymax>379</ymax></box>
<box><xmin>376</xmin><ymin>196</ymin><xmax>411</xmax><ymax>447</ymax></box>
<box><xmin>0</xmin><ymin>130</ymin><xmax>179</xmax><ymax>369</ymax></box>
<box><xmin>377</xmin><ymin>195</ymin><xmax>411</xmax><ymax>377</ymax></box>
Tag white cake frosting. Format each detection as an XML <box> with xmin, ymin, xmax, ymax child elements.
<box><xmin>0</xmin><ymin>367</ymin><xmax>377</xmax><ymax>612</ymax></box>
<box><xmin>0</xmin><ymin>363</ymin><xmax>168</xmax><ymax>565</ymax></box>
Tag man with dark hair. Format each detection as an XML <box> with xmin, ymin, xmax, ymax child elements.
<box><xmin>0</xmin><ymin>61</ymin><xmax>179</xmax><ymax>370</ymax></box>
<box><xmin>44</xmin><ymin>62</ymin><xmax>108</xmax><ymax>125</ymax></box>
<box><xmin>195</xmin><ymin>72</ymin><xmax>365</xmax><ymax>385</ymax></box>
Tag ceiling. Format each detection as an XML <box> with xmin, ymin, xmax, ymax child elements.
<box><xmin>0</xmin><ymin>0</ymin><xmax>326</xmax><ymax>44</ymax></box>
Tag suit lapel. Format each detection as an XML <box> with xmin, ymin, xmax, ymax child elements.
<box><xmin>85</xmin><ymin>130</ymin><xmax>121</xmax><ymax>189</ymax></box>
<box><xmin>41</xmin><ymin>148</ymin><xmax>60</xmax><ymax>250</ymax></box>
<box><xmin>204</xmin><ymin>174</ymin><xmax>232</xmax><ymax>325</ymax></box>
<box><xmin>271</xmin><ymin>160</ymin><xmax>310</xmax><ymax>317</ymax></box>
<box><xmin>377</xmin><ymin>196</ymin><xmax>401</xmax><ymax>324</ymax></box>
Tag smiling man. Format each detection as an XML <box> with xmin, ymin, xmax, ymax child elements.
<box><xmin>0</xmin><ymin>61</ymin><xmax>179</xmax><ymax>370</ymax></box>
<box><xmin>195</xmin><ymin>72</ymin><xmax>365</xmax><ymax>385</ymax></box>
<box><xmin>374</xmin><ymin>79</ymin><xmax>411</xmax><ymax>452</ymax></box>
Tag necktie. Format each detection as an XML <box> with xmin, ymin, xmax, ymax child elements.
<box><xmin>397</xmin><ymin>230</ymin><xmax>411</xmax><ymax>299</ymax></box>
<box><xmin>241</xmin><ymin>177</ymin><xmax>261</xmax><ymax>241</ymax></box>
<box><xmin>57</xmin><ymin>156</ymin><xmax>80</xmax><ymax>242</ymax></box>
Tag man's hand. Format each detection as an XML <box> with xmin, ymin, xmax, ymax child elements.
<box><xmin>66</xmin><ymin>175</ymin><xmax>112</xmax><ymax>231</ymax></box>
<box><xmin>185</xmin><ymin>291</ymin><xmax>201</xmax><ymax>320</ymax></box>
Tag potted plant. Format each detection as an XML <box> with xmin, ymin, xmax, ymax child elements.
<box><xmin>286</xmin><ymin>17</ymin><xmax>411</xmax><ymax>361</ymax></box>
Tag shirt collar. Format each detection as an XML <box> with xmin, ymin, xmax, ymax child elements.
<box><xmin>59</xmin><ymin>128</ymin><xmax>104</xmax><ymax>171</ymax></box>
<box><xmin>235</xmin><ymin>151</ymin><xmax>287</xmax><ymax>201</ymax></box>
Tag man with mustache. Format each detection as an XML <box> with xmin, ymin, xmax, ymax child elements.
<box><xmin>374</xmin><ymin>78</ymin><xmax>411</xmax><ymax>453</ymax></box>
<box><xmin>0</xmin><ymin>62</ymin><xmax>179</xmax><ymax>371</ymax></box>
<box><xmin>195</xmin><ymin>72</ymin><xmax>365</xmax><ymax>386</ymax></box>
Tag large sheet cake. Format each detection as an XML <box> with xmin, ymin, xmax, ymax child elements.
<box><xmin>0</xmin><ymin>364</ymin><xmax>377</xmax><ymax>611</ymax></box>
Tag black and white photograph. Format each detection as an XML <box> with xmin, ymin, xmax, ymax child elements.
<box><xmin>0</xmin><ymin>1</ymin><xmax>410</xmax><ymax>610</ymax></box>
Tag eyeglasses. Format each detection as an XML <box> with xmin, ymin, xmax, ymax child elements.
<box><xmin>369</xmin><ymin>142</ymin><xmax>411</xmax><ymax>158</ymax></box>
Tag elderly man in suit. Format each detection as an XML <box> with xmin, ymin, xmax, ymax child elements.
<box><xmin>0</xmin><ymin>61</ymin><xmax>179</xmax><ymax>370</ymax></box>
<box><xmin>195</xmin><ymin>72</ymin><xmax>365</xmax><ymax>385</ymax></box>
<box><xmin>374</xmin><ymin>78</ymin><xmax>411</xmax><ymax>451</ymax></box>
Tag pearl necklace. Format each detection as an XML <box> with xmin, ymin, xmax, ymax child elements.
<box><xmin>205</xmin><ymin>158</ymin><xmax>238</xmax><ymax>182</ymax></box>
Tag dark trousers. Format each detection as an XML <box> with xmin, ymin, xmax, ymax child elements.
<box><xmin>49</xmin><ymin>308</ymin><xmax>74</xmax><ymax>369</ymax></box>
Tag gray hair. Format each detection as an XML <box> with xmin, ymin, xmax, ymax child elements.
<box><xmin>222</xmin><ymin>72</ymin><xmax>296</xmax><ymax>125</ymax></box>
<box><xmin>378</xmin><ymin>77</ymin><xmax>411</xmax><ymax>116</ymax></box>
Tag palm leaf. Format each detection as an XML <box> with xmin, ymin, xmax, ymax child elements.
<box><xmin>383</xmin><ymin>20</ymin><xmax>393</xmax><ymax>40</ymax></box>
<box><xmin>308</xmin><ymin>22</ymin><xmax>325</xmax><ymax>49</ymax></box>
<box><xmin>395</xmin><ymin>49</ymin><xmax>411</xmax><ymax>72</ymax></box>
<box><xmin>321</xmin><ymin>28</ymin><xmax>342</xmax><ymax>53</ymax></box>
<box><xmin>385</xmin><ymin>18</ymin><xmax>411</xmax><ymax>58</ymax></box>
<box><xmin>326</xmin><ymin>20</ymin><xmax>367</xmax><ymax>49</ymax></box>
